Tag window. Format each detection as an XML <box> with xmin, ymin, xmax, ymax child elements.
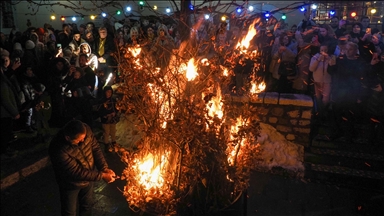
<box><xmin>1</xmin><ymin>1</ymin><xmax>15</xmax><ymax>28</ymax></box>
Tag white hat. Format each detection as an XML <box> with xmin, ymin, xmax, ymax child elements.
<box><xmin>25</xmin><ymin>40</ymin><xmax>35</xmax><ymax>50</ymax></box>
<box><xmin>13</xmin><ymin>42</ymin><xmax>22</xmax><ymax>51</ymax></box>
<box><xmin>0</xmin><ymin>48</ymin><xmax>10</xmax><ymax>57</ymax></box>
<box><xmin>115</xmin><ymin>22</ymin><xmax>123</xmax><ymax>30</ymax></box>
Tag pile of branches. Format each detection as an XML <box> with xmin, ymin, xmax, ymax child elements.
<box><xmin>112</xmin><ymin>12</ymin><xmax>264</xmax><ymax>216</ymax></box>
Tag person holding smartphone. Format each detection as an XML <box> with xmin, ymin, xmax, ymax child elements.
<box><xmin>371</xmin><ymin>33</ymin><xmax>384</xmax><ymax>56</ymax></box>
<box><xmin>358</xmin><ymin>26</ymin><xmax>377</xmax><ymax>63</ymax></box>
<box><xmin>55</xmin><ymin>43</ymin><xmax>63</xmax><ymax>58</ymax></box>
<box><xmin>309</xmin><ymin>44</ymin><xmax>334</xmax><ymax>117</ymax></box>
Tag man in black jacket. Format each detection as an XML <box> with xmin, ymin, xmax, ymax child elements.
<box><xmin>49</xmin><ymin>120</ymin><xmax>117</xmax><ymax>216</ymax></box>
<box><xmin>1</xmin><ymin>50</ymin><xmax>21</xmax><ymax>157</ymax></box>
<box><xmin>93</xmin><ymin>27</ymin><xmax>116</xmax><ymax>75</ymax></box>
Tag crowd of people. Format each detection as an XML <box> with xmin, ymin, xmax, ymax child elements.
<box><xmin>1</xmin><ymin>13</ymin><xmax>384</xmax><ymax>157</ymax></box>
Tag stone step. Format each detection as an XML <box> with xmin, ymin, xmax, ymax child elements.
<box><xmin>311</xmin><ymin>134</ymin><xmax>384</xmax><ymax>155</ymax></box>
<box><xmin>304</xmin><ymin>163</ymin><xmax>384</xmax><ymax>193</ymax></box>
<box><xmin>307</xmin><ymin>147</ymin><xmax>384</xmax><ymax>161</ymax></box>
<box><xmin>305</xmin><ymin>147</ymin><xmax>384</xmax><ymax>173</ymax></box>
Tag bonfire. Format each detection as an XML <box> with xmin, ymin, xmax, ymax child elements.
<box><xmin>112</xmin><ymin>15</ymin><xmax>267</xmax><ymax>215</ymax></box>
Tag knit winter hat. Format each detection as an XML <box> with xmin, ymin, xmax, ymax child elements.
<box><xmin>73</xmin><ymin>30</ymin><xmax>80</xmax><ymax>35</ymax></box>
<box><xmin>0</xmin><ymin>48</ymin><xmax>10</xmax><ymax>57</ymax></box>
<box><xmin>103</xmin><ymin>85</ymin><xmax>113</xmax><ymax>93</ymax></box>
<box><xmin>25</xmin><ymin>40</ymin><xmax>35</xmax><ymax>49</ymax></box>
<box><xmin>13</xmin><ymin>42</ymin><xmax>22</xmax><ymax>51</ymax></box>
<box><xmin>35</xmin><ymin>27</ymin><xmax>45</xmax><ymax>36</ymax></box>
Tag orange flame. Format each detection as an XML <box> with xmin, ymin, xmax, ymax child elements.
<box><xmin>227</xmin><ymin>116</ymin><xmax>247</xmax><ymax>166</ymax></box>
<box><xmin>207</xmin><ymin>86</ymin><xmax>223</xmax><ymax>120</ymax></box>
<box><xmin>128</xmin><ymin>46</ymin><xmax>142</xmax><ymax>69</ymax></box>
<box><xmin>250</xmin><ymin>81</ymin><xmax>266</xmax><ymax>94</ymax></box>
<box><xmin>186</xmin><ymin>58</ymin><xmax>198</xmax><ymax>81</ymax></box>
<box><xmin>128</xmin><ymin>46</ymin><xmax>142</xmax><ymax>57</ymax></box>
<box><xmin>223</xmin><ymin>68</ymin><xmax>229</xmax><ymax>76</ymax></box>
<box><xmin>201</xmin><ymin>58</ymin><xmax>209</xmax><ymax>66</ymax></box>
<box><xmin>132</xmin><ymin>152</ymin><xmax>169</xmax><ymax>190</ymax></box>
<box><xmin>236</xmin><ymin>18</ymin><xmax>259</xmax><ymax>51</ymax></box>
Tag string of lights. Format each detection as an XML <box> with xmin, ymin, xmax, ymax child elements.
<box><xmin>18</xmin><ymin>1</ymin><xmax>380</xmax><ymax>24</ymax></box>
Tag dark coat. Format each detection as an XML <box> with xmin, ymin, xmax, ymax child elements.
<box><xmin>0</xmin><ymin>71</ymin><xmax>20</xmax><ymax>118</ymax></box>
<box><xmin>19</xmin><ymin>73</ymin><xmax>44</xmax><ymax>109</ymax></box>
<box><xmin>98</xmin><ymin>96</ymin><xmax>117</xmax><ymax>124</ymax></box>
<box><xmin>49</xmin><ymin>123</ymin><xmax>108</xmax><ymax>189</ymax></box>
<box><xmin>82</xmin><ymin>66</ymin><xmax>96</xmax><ymax>92</ymax></box>
<box><xmin>93</xmin><ymin>35</ymin><xmax>116</xmax><ymax>61</ymax></box>
<box><xmin>328</xmin><ymin>56</ymin><xmax>372</xmax><ymax>104</ymax></box>
<box><xmin>64</xmin><ymin>76</ymin><xmax>88</xmax><ymax>93</ymax></box>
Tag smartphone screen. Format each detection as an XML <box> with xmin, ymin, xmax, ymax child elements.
<box><xmin>57</xmin><ymin>44</ymin><xmax>62</xmax><ymax>48</ymax></box>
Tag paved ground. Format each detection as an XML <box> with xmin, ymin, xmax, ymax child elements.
<box><xmin>1</xmin><ymin>113</ymin><xmax>383</xmax><ymax>215</ymax></box>
<box><xmin>1</xmin><ymin>145</ymin><xmax>384</xmax><ymax>216</ymax></box>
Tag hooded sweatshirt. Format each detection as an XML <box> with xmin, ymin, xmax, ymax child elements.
<box><xmin>309</xmin><ymin>53</ymin><xmax>332</xmax><ymax>83</ymax></box>
<box><xmin>76</xmin><ymin>42</ymin><xmax>98</xmax><ymax>71</ymax></box>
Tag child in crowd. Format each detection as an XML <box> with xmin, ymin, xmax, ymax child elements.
<box><xmin>309</xmin><ymin>44</ymin><xmax>335</xmax><ymax>117</ymax></box>
<box><xmin>98</xmin><ymin>86</ymin><xmax>119</xmax><ymax>151</ymax></box>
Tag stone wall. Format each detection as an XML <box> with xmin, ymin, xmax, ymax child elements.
<box><xmin>229</xmin><ymin>92</ymin><xmax>314</xmax><ymax>147</ymax></box>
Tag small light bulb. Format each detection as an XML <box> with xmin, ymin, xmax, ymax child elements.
<box><xmin>371</xmin><ymin>8</ymin><xmax>376</xmax><ymax>14</ymax></box>
<box><xmin>153</xmin><ymin>5</ymin><xmax>157</xmax><ymax>10</ymax></box>
<box><xmin>90</xmin><ymin>15</ymin><xmax>95</xmax><ymax>20</ymax></box>
<box><xmin>72</xmin><ymin>17</ymin><xmax>76</xmax><ymax>21</ymax></box>
<box><xmin>166</xmin><ymin>8</ymin><xmax>171</xmax><ymax>13</ymax></box>
<box><xmin>311</xmin><ymin>4</ymin><xmax>317</xmax><ymax>10</ymax></box>
<box><xmin>126</xmin><ymin>6</ymin><xmax>131</xmax><ymax>12</ymax></box>
<box><xmin>51</xmin><ymin>15</ymin><xmax>56</xmax><ymax>20</ymax></box>
<box><xmin>204</xmin><ymin>14</ymin><xmax>210</xmax><ymax>20</ymax></box>
<box><xmin>248</xmin><ymin>6</ymin><xmax>254</xmax><ymax>12</ymax></box>
<box><xmin>102</xmin><ymin>12</ymin><xmax>107</xmax><ymax>17</ymax></box>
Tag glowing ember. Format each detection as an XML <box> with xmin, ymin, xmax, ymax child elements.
<box><xmin>201</xmin><ymin>58</ymin><xmax>209</xmax><ymax>66</ymax></box>
<box><xmin>227</xmin><ymin>116</ymin><xmax>247</xmax><ymax>165</ymax></box>
<box><xmin>147</xmin><ymin>83</ymin><xmax>172</xmax><ymax>128</ymax></box>
<box><xmin>207</xmin><ymin>86</ymin><xmax>224</xmax><ymax>119</ymax></box>
<box><xmin>186</xmin><ymin>58</ymin><xmax>198</xmax><ymax>81</ymax></box>
<box><xmin>250</xmin><ymin>81</ymin><xmax>266</xmax><ymax>94</ymax></box>
<box><xmin>128</xmin><ymin>46</ymin><xmax>142</xmax><ymax>57</ymax></box>
<box><xmin>223</xmin><ymin>68</ymin><xmax>229</xmax><ymax>76</ymax></box>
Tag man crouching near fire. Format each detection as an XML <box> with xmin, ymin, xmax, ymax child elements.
<box><xmin>49</xmin><ymin>119</ymin><xmax>117</xmax><ymax>216</ymax></box>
